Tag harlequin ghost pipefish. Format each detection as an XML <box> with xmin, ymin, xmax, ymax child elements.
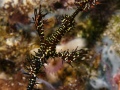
<box><xmin>25</xmin><ymin>0</ymin><xmax>99</xmax><ymax>90</ymax></box>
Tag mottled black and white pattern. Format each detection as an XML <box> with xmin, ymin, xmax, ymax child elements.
<box><xmin>25</xmin><ymin>0</ymin><xmax>99</xmax><ymax>90</ymax></box>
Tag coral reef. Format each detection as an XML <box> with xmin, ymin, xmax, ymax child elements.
<box><xmin>0</xmin><ymin>0</ymin><xmax>120</xmax><ymax>90</ymax></box>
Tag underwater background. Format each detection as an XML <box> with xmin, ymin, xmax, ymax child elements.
<box><xmin>0</xmin><ymin>0</ymin><xmax>120</xmax><ymax>90</ymax></box>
